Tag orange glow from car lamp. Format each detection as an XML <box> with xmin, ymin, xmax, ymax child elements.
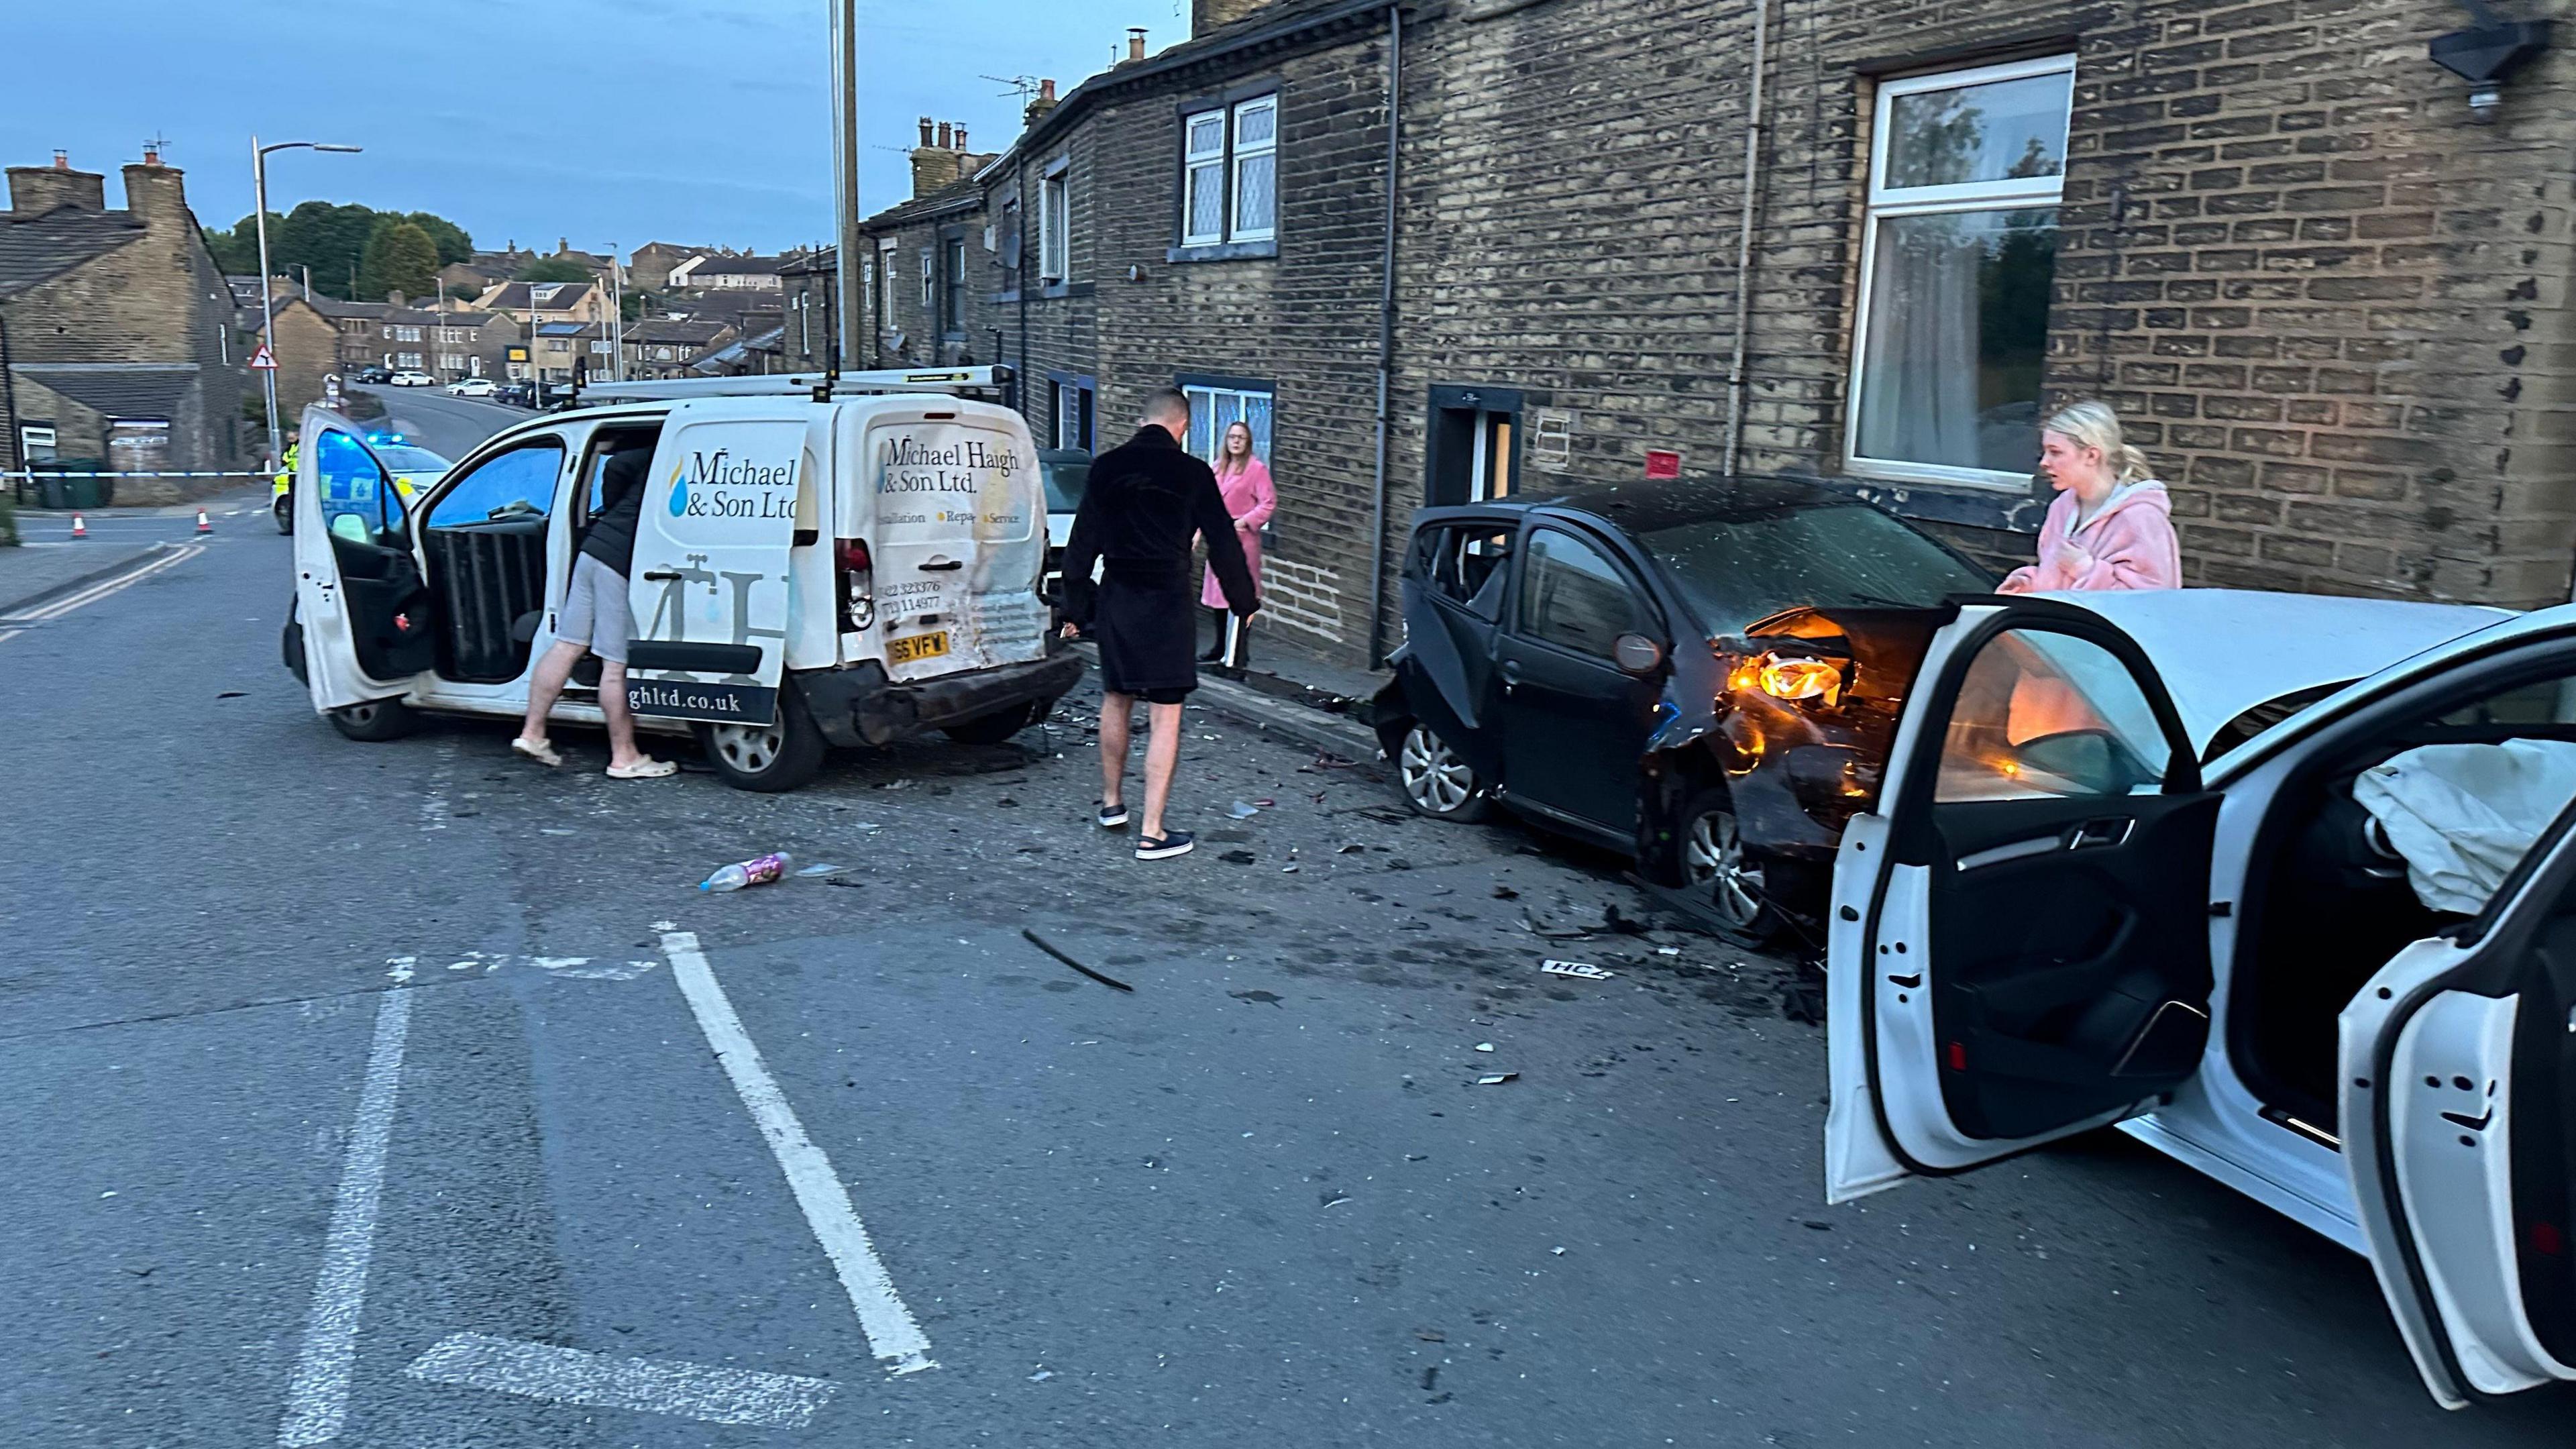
<box><xmin>1756</xmin><ymin>654</ymin><xmax>1845</xmax><ymax>708</ymax></box>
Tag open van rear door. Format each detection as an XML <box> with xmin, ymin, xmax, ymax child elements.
<box><xmin>1825</xmin><ymin>600</ymin><xmax>2220</xmax><ymax>1202</ymax></box>
<box><xmin>2342</xmin><ymin>801</ymin><xmax>2576</xmax><ymax>1409</ymax></box>
<box><xmin>290</xmin><ymin>407</ymin><xmax>433</xmax><ymax>710</ymax></box>
<box><xmin>624</xmin><ymin>398</ymin><xmax>812</xmax><ymax>727</ymax></box>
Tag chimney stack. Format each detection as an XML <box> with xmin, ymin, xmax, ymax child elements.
<box><xmin>953</xmin><ymin>125</ymin><xmax>969</xmax><ymax>152</ymax></box>
<box><xmin>918</xmin><ymin>116</ymin><xmax>935</xmax><ymax>147</ymax></box>
<box><xmin>1025</xmin><ymin>77</ymin><xmax>1061</xmax><ymax>127</ymax></box>
<box><xmin>936</xmin><ymin>121</ymin><xmax>953</xmax><ymax>150</ymax></box>
<box><xmin>9</xmin><ymin>150</ymin><xmax>107</xmax><ymax>215</ymax></box>
<box><xmin>1193</xmin><ymin>0</ymin><xmax>1279</xmax><ymax>34</ymax></box>
<box><xmin>1127</xmin><ymin>28</ymin><xmax>1148</xmax><ymax>62</ymax></box>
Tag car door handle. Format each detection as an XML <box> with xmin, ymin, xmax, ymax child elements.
<box><xmin>2068</xmin><ymin>817</ymin><xmax>2135</xmax><ymax>851</ymax></box>
<box><xmin>639</xmin><ymin>569</ymin><xmax>682</xmax><ymax>582</ymax></box>
<box><xmin>918</xmin><ymin>559</ymin><xmax>963</xmax><ymax>572</ymax></box>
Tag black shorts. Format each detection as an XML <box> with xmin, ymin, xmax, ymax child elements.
<box><xmin>1106</xmin><ymin>684</ymin><xmax>1193</xmax><ymax>705</ymax></box>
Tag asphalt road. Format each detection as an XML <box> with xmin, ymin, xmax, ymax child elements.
<box><xmin>355</xmin><ymin>386</ymin><xmax>532</xmax><ymax>462</ymax></box>
<box><xmin>4</xmin><ymin>519</ymin><xmax>2573</xmax><ymax>1445</ymax></box>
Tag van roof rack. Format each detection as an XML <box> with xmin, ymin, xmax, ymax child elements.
<box><xmin>568</xmin><ymin>365</ymin><xmax>1014</xmax><ymax>405</ymax></box>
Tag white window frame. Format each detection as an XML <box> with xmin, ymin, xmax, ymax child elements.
<box><xmin>1181</xmin><ymin>109</ymin><xmax>1229</xmax><ymax>246</ymax></box>
<box><xmin>1180</xmin><ymin>382</ymin><xmax>1275</xmax><ymax>467</ymax></box>
<box><xmin>876</xmin><ymin>239</ymin><xmax>897</xmax><ymax>333</ymax></box>
<box><xmin>1843</xmin><ymin>52</ymin><xmax>2074</xmax><ymax>492</ymax></box>
<box><xmin>1228</xmin><ymin>95</ymin><xmax>1278</xmax><ymax>243</ymax></box>
<box><xmin>920</xmin><ymin>248</ymin><xmax>934</xmax><ymax>309</ymax></box>
<box><xmin>1039</xmin><ymin>168</ymin><xmax>1071</xmax><ymax>283</ymax></box>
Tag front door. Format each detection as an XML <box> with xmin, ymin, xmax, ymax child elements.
<box><xmin>1495</xmin><ymin>525</ymin><xmax>1664</xmax><ymax>835</ymax></box>
<box><xmin>291</xmin><ymin>407</ymin><xmax>434</xmax><ymax>710</ymax></box>
<box><xmin>1825</xmin><ymin>600</ymin><xmax>2218</xmax><ymax>1202</ymax></box>
<box><xmin>2342</xmin><ymin>798</ymin><xmax>2576</xmax><ymax>1409</ymax></box>
<box><xmin>624</xmin><ymin>398</ymin><xmax>812</xmax><ymax>727</ymax></box>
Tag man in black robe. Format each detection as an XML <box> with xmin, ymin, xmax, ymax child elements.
<box><xmin>1060</xmin><ymin>388</ymin><xmax>1259</xmax><ymax>859</ymax></box>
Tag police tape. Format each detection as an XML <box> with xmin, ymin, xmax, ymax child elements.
<box><xmin>2</xmin><ymin>470</ymin><xmax>276</xmax><ymax>480</ymax></box>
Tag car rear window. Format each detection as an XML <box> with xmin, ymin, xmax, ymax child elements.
<box><xmin>1638</xmin><ymin>504</ymin><xmax>1991</xmax><ymax>635</ymax></box>
<box><xmin>1042</xmin><ymin>456</ymin><xmax>1088</xmax><ymax>513</ymax></box>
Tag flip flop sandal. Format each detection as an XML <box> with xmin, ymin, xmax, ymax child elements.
<box><xmin>606</xmin><ymin>758</ymin><xmax>677</xmax><ymax>780</ymax></box>
<box><xmin>511</xmin><ymin>737</ymin><xmax>563</xmax><ymax>767</ymax></box>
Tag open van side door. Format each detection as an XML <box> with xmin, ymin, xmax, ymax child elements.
<box><xmin>291</xmin><ymin>407</ymin><xmax>434</xmax><ymax>710</ymax></box>
<box><xmin>623</xmin><ymin>398</ymin><xmax>813</xmax><ymax>727</ymax></box>
<box><xmin>2342</xmin><ymin>800</ymin><xmax>2576</xmax><ymax>1409</ymax></box>
<box><xmin>1825</xmin><ymin>599</ymin><xmax>2220</xmax><ymax>1202</ymax></box>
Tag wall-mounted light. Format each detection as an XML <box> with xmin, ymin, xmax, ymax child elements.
<box><xmin>2430</xmin><ymin>1</ymin><xmax>2550</xmax><ymax>124</ymax></box>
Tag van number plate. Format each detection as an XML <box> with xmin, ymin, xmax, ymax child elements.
<box><xmin>888</xmin><ymin>630</ymin><xmax>951</xmax><ymax>665</ymax></box>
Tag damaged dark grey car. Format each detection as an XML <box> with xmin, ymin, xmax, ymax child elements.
<box><xmin>1371</xmin><ymin>477</ymin><xmax>1992</xmax><ymax>946</ymax></box>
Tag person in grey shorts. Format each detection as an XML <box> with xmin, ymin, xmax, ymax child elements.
<box><xmin>513</xmin><ymin>447</ymin><xmax>674</xmax><ymax>779</ymax></box>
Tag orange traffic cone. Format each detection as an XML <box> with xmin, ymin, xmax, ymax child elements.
<box><xmin>69</xmin><ymin>513</ymin><xmax>87</xmax><ymax>539</ymax></box>
<box><xmin>195</xmin><ymin>508</ymin><xmax>213</xmax><ymax>535</ymax></box>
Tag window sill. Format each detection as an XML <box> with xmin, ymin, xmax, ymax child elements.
<box><xmin>1167</xmin><ymin>239</ymin><xmax>1279</xmax><ymax>264</ymax></box>
<box><xmin>993</xmin><ymin>282</ymin><xmax>1095</xmax><ymax>304</ymax></box>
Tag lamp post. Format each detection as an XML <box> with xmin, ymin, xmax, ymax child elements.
<box><xmin>251</xmin><ymin>137</ymin><xmax>361</xmax><ymax>470</ymax></box>
<box><xmin>602</xmin><ymin>242</ymin><xmax>625</xmax><ymax>381</ymax></box>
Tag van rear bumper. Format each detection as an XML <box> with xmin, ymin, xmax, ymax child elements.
<box><xmin>798</xmin><ymin>647</ymin><xmax>1087</xmax><ymax>747</ymax></box>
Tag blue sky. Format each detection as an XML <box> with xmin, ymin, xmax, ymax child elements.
<box><xmin>3</xmin><ymin>0</ymin><xmax>1176</xmax><ymax>255</ymax></box>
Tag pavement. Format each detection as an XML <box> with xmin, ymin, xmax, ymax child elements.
<box><xmin>4</xmin><ymin>463</ymin><xmax>2575</xmax><ymax>1446</ymax></box>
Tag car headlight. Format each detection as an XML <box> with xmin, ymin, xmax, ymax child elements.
<box><xmin>1743</xmin><ymin>652</ymin><xmax>1845</xmax><ymax>708</ymax></box>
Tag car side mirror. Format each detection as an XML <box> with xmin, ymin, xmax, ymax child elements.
<box><xmin>1612</xmin><ymin>633</ymin><xmax>1666</xmax><ymax>677</ymax></box>
<box><xmin>2012</xmin><ymin>729</ymin><xmax>2150</xmax><ymax>797</ymax></box>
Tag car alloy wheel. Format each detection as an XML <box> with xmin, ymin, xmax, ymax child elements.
<box><xmin>710</xmin><ymin>720</ymin><xmax>785</xmax><ymax>776</ymax></box>
<box><xmin>1399</xmin><ymin>723</ymin><xmax>1478</xmax><ymax>814</ymax></box>
<box><xmin>1682</xmin><ymin>805</ymin><xmax>1768</xmax><ymax>930</ymax></box>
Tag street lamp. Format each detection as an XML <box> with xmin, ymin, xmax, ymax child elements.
<box><xmin>602</xmin><ymin>241</ymin><xmax>625</xmax><ymax>381</ymax></box>
<box><xmin>251</xmin><ymin>137</ymin><xmax>361</xmax><ymax>470</ymax></box>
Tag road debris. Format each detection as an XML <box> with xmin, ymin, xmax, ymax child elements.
<box><xmin>1413</xmin><ymin>1329</ymin><xmax>1446</xmax><ymax>1343</ymax></box>
<box><xmin>1228</xmin><ymin>800</ymin><xmax>1261</xmax><ymax>818</ymax></box>
<box><xmin>1022</xmin><ymin>929</ymin><xmax>1134</xmax><ymax>992</ymax></box>
<box><xmin>1542</xmin><ymin>960</ymin><xmax>1615</xmax><ymax>980</ymax></box>
<box><xmin>1493</xmin><ymin>885</ymin><xmax>1520</xmax><ymax>900</ymax></box>
<box><xmin>1473</xmin><ymin>1042</ymin><xmax>1495</xmax><ymax>1053</ymax></box>
<box><xmin>1338</xmin><ymin>843</ymin><xmax>1366</xmax><ymax>854</ymax></box>
<box><xmin>1027</xmin><ymin>1369</ymin><xmax>1053</xmax><ymax>1383</ymax></box>
<box><xmin>1474</xmin><ymin>1073</ymin><xmax>1517</xmax><ymax>1085</ymax></box>
<box><xmin>700</xmin><ymin>851</ymin><xmax>791</xmax><ymax>892</ymax></box>
<box><xmin>1218</xmin><ymin>849</ymin><xmax>1257</xmax><ymax>864</ymax></box>
<box><xmin>1230</xmin><ymin>989</ymin><xmax>1283</xmax><ymax>1007</ymax></box>
<box><xmin>794</xmin><ymin>863</ymin><xmax>844</xmax><ymax>876</ymax></box>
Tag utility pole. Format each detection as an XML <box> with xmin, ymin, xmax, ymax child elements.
<box><xmin>251</xmin><ymin>136</ymin><xmax>361</xmax><ymax>468</ymax></box>
<box><xmin>602</xmin><ymin>242</ymin><xmax>626</xmax><ymax>381</ymax></box>
<box><xmin>831</xmin><ymin>0</ymin><xmax>863</xmax><ymax>374</ymax></box>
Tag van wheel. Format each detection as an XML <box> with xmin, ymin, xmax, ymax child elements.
<box><xmin>695</xmin><ymin>688</ymin><xmax>826</xmax><ymax>792</ymax></box>
<box><xmin>274</xmin><ymin>494</ymin><xmax>294</xmax><ymax>533</ymax></box>
<box><xmin>1394</xmin><ymin>720</ymin><xmax>1489</xmax><ymax>822</ymax></box>
<box><xmin>327</xmin><ymin>698</ymin><xmax>417</xmax><ymax>741</ymax></box>
<box><xmin>941</xmin><ymin>698</ymin><xmax>1043</xmax><ymax>745</ymax></box>
<box><xmin>1669</xmin><ymin>787</ymin><xmax>1780</xmax><ymax>948</ymax></box>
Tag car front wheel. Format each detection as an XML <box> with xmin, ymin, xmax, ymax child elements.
<box><xmin>694</xmin><ymin>688</ymin><xmax>826</xmax><ymax>792</ymax></box>
<box><xmin>327</xmin><ymin>698</ymin><xmax>418</xmax><ymax>741</ymax></box>
<box><xmin>1394</xmin><ymin>720</ymin><xmax>1489</xmax><ymax>822</ymax></box>
<box><xmin>1672</xmin><ymin>788</ymin><xmax>1780</xmax><ymax>947</ymax></box>
<box><xmin>274</xmin><ymin>494</ymin><xmax>293</xmax><ymax>533</ymax></box>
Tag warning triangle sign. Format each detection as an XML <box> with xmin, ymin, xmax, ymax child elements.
<box><xmin>249</xmin><ymin>343</ymin><xmax>278</xmax><ymax>371</ymax></box>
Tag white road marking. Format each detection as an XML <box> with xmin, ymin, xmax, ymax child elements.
<box><xmin>276</xmin><ymin>986</ymin><xmax>415</xmax><ymax>1447</ymax></box>
<box><xmin>659</xmin><ymin>927</ymin><xmax>936</xmax><ymax>1375</ymax></box>
<box><xmin>403</xmin><ymin>1332</ymin><xmax>838</xmax><ymax>1429</ymax></box>
<box><xmin>0</xmin><ymin>543</ymin><xmax>205</xmax><ymax>645</ymax></box>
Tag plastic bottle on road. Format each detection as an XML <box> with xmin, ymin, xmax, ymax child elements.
<box><xmin>700</xmin><ymin>851</ymin><xmax>794</xmax><ymax>892</ymax></box>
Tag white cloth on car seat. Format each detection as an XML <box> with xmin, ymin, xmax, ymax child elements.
<box><xmin>2353</xmin><ymin>740</ymin><xmax>2576</xmax><ymax>914</ymax></box>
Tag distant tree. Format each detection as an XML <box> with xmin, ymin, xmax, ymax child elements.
<box><xmin>405</xmin><ymin>211</ymin><xmax>474</xmax><ymax>266</ymax></box>
<box><xmin>443</xmin><ymin>280</ymin><xmax>485</xmax><ymax>303</ymax></box>
<box><xmin>274</xmin><ymin>201</ymin><xmax>380</xmax><ymax>299</ymax></box>
<box><xmin>208</xmin><ymin>213</ymin><xmax>280</xmax><ymax>275</ymax></box>
<box><xmin>359</xmin><ymin>219</ymin><xmax>441</xmax><ymax>303</ymax></box>
<box><xmin>517</xmin><ymin>258</ymin><xmax>594</xmax><ymax>285</ymax></box>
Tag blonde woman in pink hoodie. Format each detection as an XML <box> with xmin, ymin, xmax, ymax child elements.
<box><xmin>1999</xmin><ymin>400</ymin><xmax>2182</xmax><ymax>593</ymax></box>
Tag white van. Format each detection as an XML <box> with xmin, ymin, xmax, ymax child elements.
<box><xmin>282</xmin><ymin>370</ymin><xmax>1083</xmax><ymax>791</ymax></box>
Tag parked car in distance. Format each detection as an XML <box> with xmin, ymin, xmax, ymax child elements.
<box><xmin>354</xmin><ymin>366</ymin><xmax>393</xmax><ymax>384</ymax></box>
<box><xmin>1038</xmin><ymin>447</ymin><xmax>1089</xmax><ymax>607</ymax></box>
<box><xmin>445</xmin><ymin>377</ymin><xmax>499</xmax><ymax>398</ymax></box>
<box><xmin>1373</xmin><ymin>476</ymin><xmax>1995</xmax><ymax>945</ymax></box>
<box><xmin>388</xmin><ymin>370</ymin><xmax>435</xmax><ymax>388</ymax></box>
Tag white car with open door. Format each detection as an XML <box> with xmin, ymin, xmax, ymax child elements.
<box><xmin>283</xmin><ymin>368</ymin><xmax>1084</xmax><ymax>790</ymax></box>
<box><xmin>1823</xmin><ymin>589</ymin><xmax>2576</xmax><ymax>1409</ymax></box>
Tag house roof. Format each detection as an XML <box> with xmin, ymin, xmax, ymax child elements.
<box><xmin>684</xmin><ymin>253</ymin><xmax>794</xmax><ymax>276</ymax></box>
<box><xmin>0</xmin><ymin>205</ymin><xmax>147</xmax><ymax>297</ymax></box>
<box><xmin>482</xmin><ymin>280</ymin><xmax>596</xmax><ymax>311</ymax></box>
<box><xmin>384</xmin><ymin>307</ymin><xmax>503</xmax><ymax>327</ymax></box>
<box><xmin>859</xmin><ymin>175</ymin><xmax>983</xmax><ymax>233</ymax></box>
<box><xmin>309</xmin><ymin>297</ymin><xmax>392</xmax><ymax>321</ymax></box>
<box><xmin>535</xmin><ymin>320</ymin><xmax>606</xmax><ymax>338</ymax></box>
<box><xmin>1010</xmin><ymin>0</ymin><xmax>1387</xmax><ymax>162</ymax></box>
<box><xmin>625</xmin><ymin>318</ymin><xmax>731</xmax><ymax>345</ymax></box>
<box><xmin>12</xmin><ymin>361</ymin><xmax>200</xmax><ymax>417</ymax></box>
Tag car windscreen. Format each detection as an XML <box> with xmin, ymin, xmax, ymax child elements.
<box><xmin>1042</xmin><ymin>457</ymin><xmax>1089</xmax><ymax>514</ymax></box>
<box><xmin>1636</xmin><ymin>503</ymin><xmax>1992</xmax><ymax>635</ymax></box>
<box><xmin>376</xmin><ymin>445</ymin><xmax>451</xmax><ymax>474</ymax></box>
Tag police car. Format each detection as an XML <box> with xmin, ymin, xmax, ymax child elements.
<box><xmin>282</xmin><ymin>366</ymin><xmax>1082</xmax><ymax>790</ymax></box>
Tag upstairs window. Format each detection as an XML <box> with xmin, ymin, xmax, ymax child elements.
<box><xmin>1181</xmin><ymin>94</ymin><xmax>1277</xmax><ymax>246</ymax></box>
<box><xmin>1847</xmin><ymin>54</ymin><xmax>2072</xmax><ymax>488</ymax></box>
<box><xmin>1039</xmin><ymin>168</ymin><xmax>1071</xmax><ymax>282</ymax></box>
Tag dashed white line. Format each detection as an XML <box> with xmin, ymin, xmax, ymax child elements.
<box><xmin>276</xmin><ymin>985</ymin><xmax>415</xmax><ymax>1446</ymax></box>
<box><xmin>658</xmin><ymin>927</ymin><xmax>935</xmax><ymax>1375</ymax></box>
<box><xmin>404</xmin><ymin>1332</ymin><xmax>838</xmax><ymax>1429</ymax></box>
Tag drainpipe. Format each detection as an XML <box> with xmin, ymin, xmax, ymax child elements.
<box><xmin>1720</xmin><ymin>0</ymin><xmax>1774</xmax><ymax>477</ymax></box>
<box><xmin>1364</xmin><ymin>2</ymin><xmax>1404</xmax><ymax>669</ymax></box>
<box><xmin>1018</xmin><ymin>154</ymin><xmax>1030</xmax><ymax>427</ymax></box>
<box><xmin>0</xmin><ymin>311</ymin><xmax>19</xmax><ymax>499</ymax></box>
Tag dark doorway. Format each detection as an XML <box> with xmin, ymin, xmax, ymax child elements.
<box><xmin>1426</xmin><ymin>384</ymin><xmax>1528</xmax><ymax>507</ymax></box>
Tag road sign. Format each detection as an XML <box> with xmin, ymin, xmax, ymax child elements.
<box><xmin>249</xmin><ymin>343</ymin><xmax>278</xmax><ymax>371</ymax></box>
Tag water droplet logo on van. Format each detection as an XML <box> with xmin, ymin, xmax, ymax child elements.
<box><xmin>667</xmin><ymin>465</ymin><xmax>690</xmax><ymax>518</ymax></box>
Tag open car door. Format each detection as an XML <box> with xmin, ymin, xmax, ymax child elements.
<box><xmin>624</xmin><ymin>398</ymin><xmax>812</xmax><ymax>727</ymax></box>
<box><xmin>1825</xmin><ymin>599</ymin><xmax>2219</xmax><ymax>1202</ymax></box>
<box><xmin>2342</xmin><ymin>799</ymin><xmax>2576</xmax><ymax>1409</ymax></box>
<box><xmin>290</xmin><ymin>407</ymin><xmax>434</xmax><ymax>710</ymax></box>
